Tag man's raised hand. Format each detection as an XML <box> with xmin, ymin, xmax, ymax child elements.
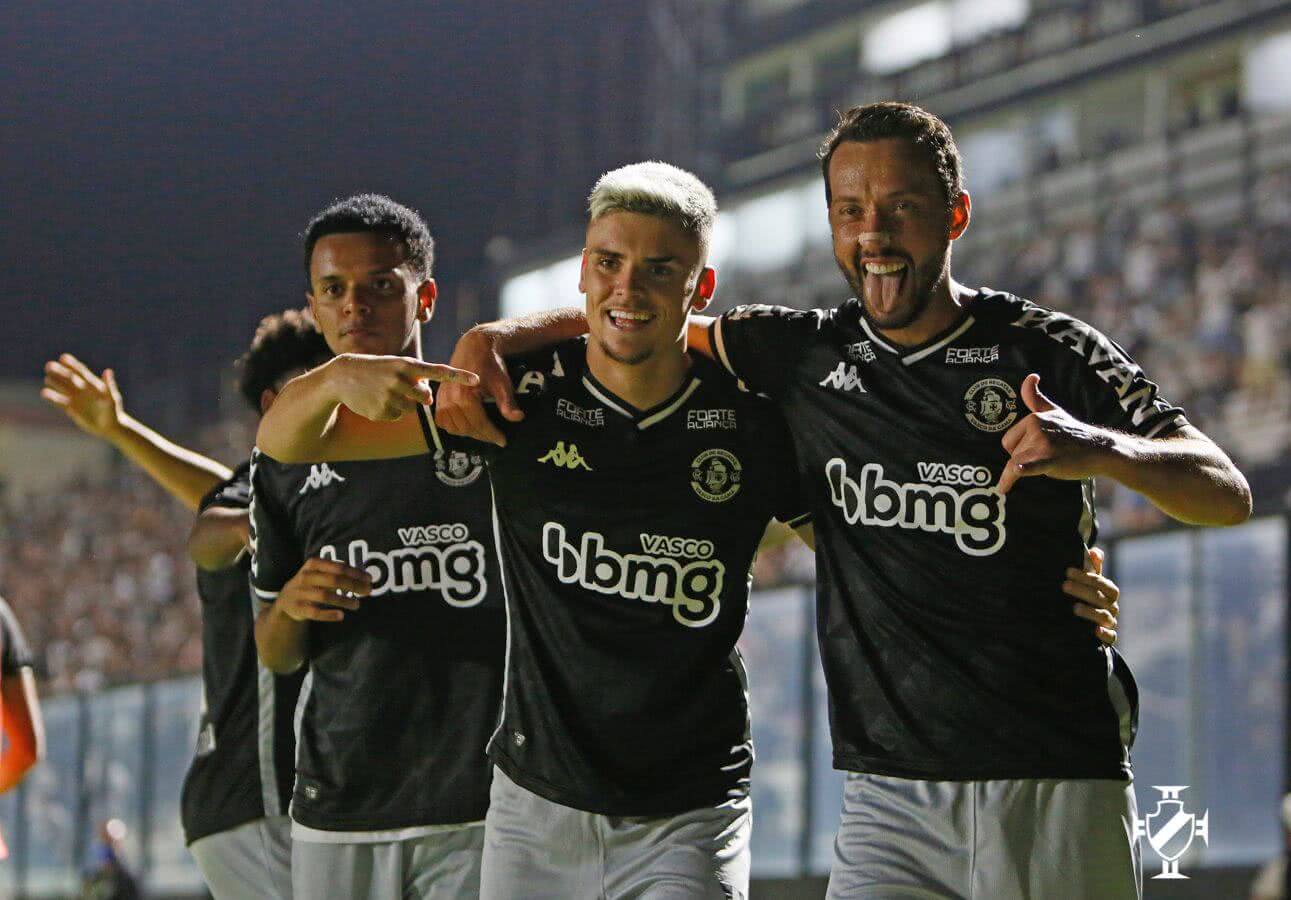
<box><xmin>434</xmin><ymin>328</ymin><xmax>525</xmax><ymax>447</ymax></box>
<box><xmin>329</xmin><ymin>354</ymin><xmax>479</xmax><ymax>422</ymax></box>
<box><xmin>41</xmin><ymin>353</ymin><xmax>125</xmax><ymax>439</ymax></box>
<box><xmin>997</xmin><ymin>373</ymin><xmax>1116</xmax><ymax>494</ymax></box>
<box><xmin>277</xmin><ymin>558</ymin><xmax>372</xmax><ymax>623</ymax></box>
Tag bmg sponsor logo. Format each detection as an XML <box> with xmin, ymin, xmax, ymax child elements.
<box><xmin>825</xmin><ymin>459</ymin><xmax>1006</xmax><ymax>556</ymax></box>
<box><xmin>542</xmin><ymin>523</ymin><xmax>725</xmax><ymax>627</ymax></box>
<box><xmin>319</xmin><ymin>524</ymin><xmax>488</xmax><ymax>607</ymax></box>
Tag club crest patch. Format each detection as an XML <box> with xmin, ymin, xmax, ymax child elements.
<box><xmin>690</xmin><ymin>449</ymin><xmax>742</xmax><ymax>503</ymax></box>
<box><xmin>963</xmin><ymin>378</ymin><xmax>1018</xmax><ymax>432</ymax></box>
<box><xmin>435</xmin><ymin>448</ymin><xmax>485</xmax><ymax>487</ymax></box>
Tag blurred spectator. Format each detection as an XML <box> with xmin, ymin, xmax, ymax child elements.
<box><xmin>80</xmin><ymin>818</ymin><xmax>142</xmax><ymax>900</ymax></box>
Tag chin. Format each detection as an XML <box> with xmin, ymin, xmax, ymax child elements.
<box><xmin>598</xmin><ymin>336</ymin><xmax>653</xmax><ymax>366</ymax></box>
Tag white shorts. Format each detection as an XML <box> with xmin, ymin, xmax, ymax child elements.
<box><xmin>290</xmin><ymin>825</ymin><xmax>483</xmax><ymax>900</ymax></box>
<box><xmin>481</xmin><ymin>765</ymin><xmax>751</xmax><ymax>899</ymax></box>
<box><xmin>189</xmin><ymin>815</ymin><xmax>292</xmax><ymax>900</ymax></box>
<box><xmin>827</xmin><ymin>772</ymin><xmax>1142</xmax><ymax>900</ymax></box>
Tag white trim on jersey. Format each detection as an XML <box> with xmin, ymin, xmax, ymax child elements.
<box><xmin>711</xmin><ymin>318</ymin><xmax>738</xmax><ymax>378</ymax></box>
<box><xmin>857</xmin><ymin>317</ymin><xmax>899</xmax><ymax>355</ymax></box>
<box><xmin>901</xmin><ymin>316</ymin><xmax>977</xmax><ymax>366</ymax></box>
<box><xmin>1104</xmin><ymin>648</ymin><xmax>1135</xmax><ymax>770</ymax></box>
<box><xmin>638</xmin><ymin>378</ymin><xmax>701</xmax><ymax>430</ymax></box>
<box><xmin>1078</xmin><ymin>479</ymin><xmax>1096</xmax><ymax>546</ymax></box>
<box><xmin>255</xmin><ymin>602</ymin><xmax>283</xmax><ymax>817</ymax></box>
<box><xmin>581</xmin><ymin>377</ymin><xmax>635</xmax><ymax>419</ymax></box>
<box><xmin>253</xmin><ymin>586</ymin><xmax>279</xmax><ymax>601</ymax></box>
<box><xmin>422</xmin><ymin>402</ymin><xmax>446</xmax><ymax>454</ymax></box>
<box><xmin>485</xmin><ymin>479</ymin><xmax>515</xmax><ymax>755</ymax></box>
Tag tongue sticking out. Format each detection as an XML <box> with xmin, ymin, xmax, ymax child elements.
<box><xmin>864</xmin><ymin>268</ymin><xmax>906</xmax><ymax>316</ymax></box>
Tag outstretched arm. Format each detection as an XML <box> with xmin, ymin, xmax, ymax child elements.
<box><xmin>998</xmin><ymin>374</ymin><xmax>1251</xmax><ymax>526</ymax></box>
<box><xmin>434</xmin><ymin>309</ymin><xmax>589</xmax><ymax>445</ymax></box>
<box><xmin>42</xmin><ymin>354</ymin><xmax>230</xmax><ymax>511</ymax></box>
<box><xmin>0</xmin><ymin>668</ymin><xmax>44</xmax><ymax>793</ymax></box>
<box><xmin>256</xmin><ymin>354</ymin><xmax>477</xmax><ymax>462</ymax></box>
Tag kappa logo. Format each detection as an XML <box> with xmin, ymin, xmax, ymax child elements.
<box><xmin>819</xmin><ymin>362</ymin><xmax>866</xmax><ymax>393</ymax></box>
<box><xmin>542</xmin><ymin>522</ymin><xmax>725</xmax><ymax>627</ymax></box>
<box><xmin>538</xmin><ymin>441</ymin><xmax>592</xmax><ymax>471</ymax></box>
<box><xmin>826</xmin><ymin>458</ymin><xmax>1007</xmax><ymax>556</ymax></box>
<box><xmin>298</xmin><ymin>463</ymin><xmax>346</xmax><ymax>494</ymax></box>
<box><xmin>1133</xmin><ymin>786</ymin><xmax>1210</xmax><ymax>880</ymax></box>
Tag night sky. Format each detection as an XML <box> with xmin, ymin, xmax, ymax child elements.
<box><xmin>3</xmin><ymin>1</ymin><xmax>617</xmax><ymax>424</ymax></box>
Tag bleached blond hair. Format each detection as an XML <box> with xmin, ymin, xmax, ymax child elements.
<box><xmin>587</xmin><ymin>161</ymin><xmax>717</xmax><ymax>259</ymax></box>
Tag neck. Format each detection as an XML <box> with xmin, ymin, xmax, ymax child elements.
<box><xmin>875</xmin><ymin>275</ymin><xmax>973</xmax><ymax>347</ymax></box>
<box><xmin>586</xmin><ymin>337</ymin><xmax>691</xmax><ymax>412</ymax></box>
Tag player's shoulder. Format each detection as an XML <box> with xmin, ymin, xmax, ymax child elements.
<box><xmin>200</xmin><ymin>459</ymin><xmax>252</xmax><ymax>512</ymax></box>
<box><xmin>690</xmin><ymin>353</ymin><xmax>785</xmax><ymax>420</ymax></box>
<box><xmin>722</xmin><ymin>301</ymin><xmax>841</xmax><ymax>332</ymax></box>
<box><xmin>502</xmin><ymin>336</ymin><xmax>587</xmax><ymax>404</ymax></box>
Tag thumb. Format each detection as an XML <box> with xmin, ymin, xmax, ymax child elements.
<box><xmin>1087</xmin><ymin>546</ymin><xmax>1104</xmax><ymax>575</ymax></box>
<box><xmin>1021</xmin><ymin>373</ymin><xmax>1057</xmax><ymax>414</ymax></box>
<box><xmin>492</xmin><ymin>376</ymin><xmax>524</xmax><ymax>422</ymax></box>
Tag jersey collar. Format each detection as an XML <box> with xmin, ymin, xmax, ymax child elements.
<box><xmin>855</xmin><ymin>304</ymin><xmax>976</xmax><ymax>366</ymax></box>
<box><xmin>581</xmin><ymin>368</ymin><xmax>702</xmax><ymax>431</ymax></box>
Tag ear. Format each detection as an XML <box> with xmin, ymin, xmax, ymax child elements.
<box><xmin>692</xmin><ymin>267</ymin><xmax>717</xmax><ymax>312</ymax></box>
<box><xmin>417</xmin><ymin>279</ymin><xmax>437</xmax><ymax>322</ymax></box>
<box><xmin>259</xmin><ymin>387</ymin><xmax>277</xmax><ymax>416</ymax></box>
<box><xmin>948</xmin><ymin>191</ymin><xmax>971</xmax><ymax>241</ymax></box>
<box><xmin>578</xmin><ymin>249</ymin><xmax>588</xmax><ymax>294</ymax></box>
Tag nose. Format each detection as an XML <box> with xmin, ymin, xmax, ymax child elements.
<box><xmin>614</xmin><ymin>264</ymin><xmax>647</xmax><ymax>298</ymax></box>
<box><xmin>341</xmin><ymin>286</ymin><xmax>373</xmax><ymax>316</ymax></box>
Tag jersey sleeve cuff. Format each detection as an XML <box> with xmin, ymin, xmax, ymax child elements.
<box><xmin>711</xmin><ymin>316</ymin><xmax>739</xmax><ymax>379</ymax></box>
<box><xmin>1144</xmin><ymin>413</ymin><xmax>1189</xmax><ymax>439</ymax></box>
<box><xmin>252</xmin><ymin>586</ymin><xmax>280</xmax><ymax>601</ymax></box>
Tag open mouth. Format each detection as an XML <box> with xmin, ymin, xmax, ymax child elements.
<box><xmin>606</xmin><ymin>309</ymin><xmax>656</xmax><ymax>332</ymax></box>
<box><xmin>860</xmin><ymin>258</ymin><xmax>909</xmax><ymax>316</ymax></box>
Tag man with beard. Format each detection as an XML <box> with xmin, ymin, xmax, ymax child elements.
<box><xmin>437</xmin><ymin>103</ymin><xmax>1248</xmax><ymax>898</ymax></box>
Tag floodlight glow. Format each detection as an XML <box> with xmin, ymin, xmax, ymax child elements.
<box><xmin>864</xmin><ymin>2</ymin><xmax>951</xmax><ymax>76</ymax></box>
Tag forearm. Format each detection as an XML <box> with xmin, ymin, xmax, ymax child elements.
<box><xmin>256</xmin><ymin>359</ymin><xmax>345</xmax><ymax>460</ymax></box>
<box><xmin>469</xmin><ymin>307</ymin><xmax>588</xmax><ymax>356</ymax></box>
<box><xmin>188</xmin><ymin>508</ymin><xmax>250</xmax><ymax>571</ymax></box>
<box><xmin>106</xmin><ymin>414</ymin><xmax>231</xmax><ymax>511</ymax></box>
<box><xmin>254</xmin><ymin>603</ymin><xmax>308</xmax><ymax>674</ymax></box>
<box><xmin>1101</xmin><ymin>430</ymin><xmax>1252</xmax><ymax>526</ymax></box>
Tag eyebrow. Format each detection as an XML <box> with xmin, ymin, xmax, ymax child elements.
<box><xmin>589</xmin><ymin>248</ymin><xmax>678</xmax><ymax>264</ymax></box>
<box><xmin>315</xmin><ymin>267</ymin><xmax>397</xmax><ymax>281</ymax></box>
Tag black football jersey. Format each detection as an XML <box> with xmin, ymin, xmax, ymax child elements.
<box><xmin>464</xmin><ymin>339</ymin><xmax>809</xmax><ymax>817</ymax></box>
<box><xmin>714</xmin><ymin>291</ymin><xmax>1188</xmax><ymax>781</ymax></box>
<box><xmin>0</xmin><ymin>596</ymin><xmax>34</xmax><ymax>675</ymax></box>
<box><xmin>180</xmin><ymin>462</ymin><xmax>303</xmax><ymax>845</ymax></box>
<box><xmin>249</xmin><ymin>407</ymin><xmax>505</xmax><ymax>834</ymax></box>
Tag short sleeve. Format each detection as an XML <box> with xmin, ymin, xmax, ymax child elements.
<box><xmin>248</xmin><ymin>449</ymin><xmax>304</xmax><ymax>602</ymax></box>
<box><xmin>712</xmin><ymin>305</ymin><xmax>824</xmax><ymax>397</ymax></box>
<box><xmin>1049</xmin><ymin>324</ymin><xmax>1189</xmax><ymax>439</ymax></box>
<box><xmin>199</xmin><ymin>460</ymin><xmax>252</xmax><ymax>512</ymax></box>
<box><xmin>0</xmin><ymin>597</ymin><xmax>35</xmax><ymax>674</ymax></box>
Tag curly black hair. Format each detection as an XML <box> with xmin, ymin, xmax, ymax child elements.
<box><xmin>235</xmin><ymin>308</ymin><xmax>332</xmax><ymax>412</ymax></box>
<box><xmin>819</xmin><ymin>102</ymin><xmax>964</xmax><ymax>212</ymax></box>
<box><xmin>302</xmin><ymin>193</ymin><xmax>435</xmax><ymax>289</ymax></box>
